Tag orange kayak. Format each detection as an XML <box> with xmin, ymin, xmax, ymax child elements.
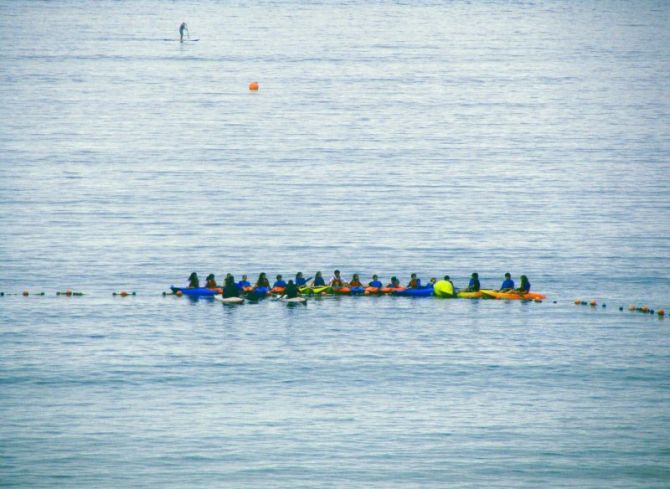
<box><xmin>380</xmin><ymin>287</ymin><xmax>406</xmax><ymax>294</ymax></box>
<box><xmin>481</xmin><ymin>290</ymin><xmax>546</xmax><ymax>300</ymax></box>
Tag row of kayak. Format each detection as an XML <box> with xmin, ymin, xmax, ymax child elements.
<box><xmin>170</xmin><ymin>281</ymin><xmax>546</xmax><ymax>301</ymax></box>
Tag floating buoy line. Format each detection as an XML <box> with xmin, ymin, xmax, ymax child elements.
<box><xmin>0</xmin><ymin>289</ymin><xmax>666</xmax><ymax>318</ymax></box>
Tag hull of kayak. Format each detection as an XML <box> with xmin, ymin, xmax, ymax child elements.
<box><xmin>350</xmin><ymin>286</ymin><xmax>365</xmax><ymax>295</ymax></box>
<box><xmin>393</xmin><ymin>287</ymin><xmax>434</xmax><ymax>297</ymax></box>
<box><xmin>246</xmin><ymin>287</ymin><xmax>270</xmax><ymax>300</ymax></box>
<box><xmin>481</xmin><ymin>290</ymin><xmax>546</xmax><ymax>300</ymax></box>
<box><xmin>171</xmin><ymin>286</ymin><xmax>220</xmax><ymax>297</ymax></box>
<box><xmin>380</xmin><ymin>287</ymin><xmax>406</xmax><ymax>294</ymax></box>
<box><xmin>214</xmin><ymin>295</ymin><xmax>244</xmax><ymax>304</ymax></box>
<box><xmin>300</xmin><ymin>285</ymin><xmax>332</xmax><ymax>295</ymax></box>
<box><xmin>457</xmin><ymin>291</ymin><xmax>482</xmax><ymax>299</ymax></box>
<box><xmin>271</xmin><ymin>286</ymin><xmax>286</xmax><ymax>294</ymax></box>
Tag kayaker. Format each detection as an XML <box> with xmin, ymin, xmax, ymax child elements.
<box><xmin>179</xmin><ymin>22</ymin><xmax>189</xmax><ymax>42</ymax></box>
<box><xmin>283</xmin><ymin>280</ymin><xmax>300</xmax><ymax>299</ymax></box>
<box><xmin>406</xmin><ymin>273</ymin><xmax>422</xmax><ymax>289</ymax></box>
<box><xmin>443</xmin><ymin>275</ymin><xmax>456</xmax><ymax>292</ymax></box>
<box><xmin>349</xmin><ymin>274</ymin><xmax>363</xmax><ymax>287</ymax></box>
<box><xmin>205</xmin><ymin>274</ymin><xmax>217</xmax><ymax>288</ymax></box>
<box><xmin>500</xmin><ymin>272</ymin><xmax>515</xmax><ymax>291</ymax></box>
<box><xmin>516</xmin><ymin>275</ymin><xmax>531</xmax><ymax>293</ymax></box>
<box><xmin>386</xmin><ymin>276</ymin><xmax>401</xmax><ymax>289</ymax></box>
<box><xmin>313</xmin><ymin>271</ymin><xmax>325</xmax><ymax>286</ymax></box>
<box><xmin>188</xmin><ymin>272</ymin><xmax>199</xmax><ymax>288</ymax></box>
<box><xmin>368</xmin><ymin>274</ymin><xmax>383</xmax><ymax>288</ymax></box>
<box><xmin>330</xmin><ymin>270</ymin><xmax>344</xmax><ymax>288</ymax></box>
<box><xmin>255</xmin><ymin>272</ymin><xmax>270</xmax><ymax>288</ymax></box>
<box><xmin>463</xmin><ymin>272</ymin><xmax>480</xmax><ymax>292</ymax></box>
<box><xmin>295</xmin><ymin>272</ymin><xmax>308</xmax><ymax>286</ymax></box>
<box><xmin>273</xmin><ymin>275</ymin><xmax>287</xmax><ymax>288</ymax></box>
<box><xmin>237</xmin><ymin>274</ymin><xmax>251</xmax><ymax>289</ymax></box>
<box><xmin>222</xmin><ymin>276</ymin><xmax>241</xmax><ymax>298</ymax></box>
<box><xmin>430</xmin><ymin>277</ymin><xmax>438</xmax><ymax>285</ymax></box>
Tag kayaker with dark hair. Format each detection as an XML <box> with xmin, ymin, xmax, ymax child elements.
<box><xmin>313</xmin><ymin>271</ymin><xmax>325</xmax><ymax>286</ymax></box>
<box><xmin>443</xmin><ymin>275</ymin><xmax>455</xmax><ymax>291</ymax></box>
<box><xmin>406</xmin><ymin>273</ymin><xmax>421</xmax><ymax>289</ymax></box>
<box><xmin>255</xmin><ymin>273</ymin><xmax>270</xmax><ymax>288</ymax></box>
<box><xmin>349</xmin><ymin>274</ymin><xmax>363</xmax><ymax>287</ymax></box>
<box><xmin>188</xmin><ymin>272</ymin><xmax>199</xmax><ymax>288</ymax></box>
<box><xmin>330</xmin><ymin>270</ymin><xmax>344</xmax><ymax>288</ymax></box>
<box><xmin>273</xmin><ymin>275</ymin><xmax>287</xmax><ymax>288</ymax></box>
<box><xmin>500</xmin><ymin>272</ymin><xmax>515</xmax><ymax>291</ymax></box>
<box><xmin>237</xmin><ymin>274</ymin><xmax>251</xmax><ymax>290</ymax></box>
<box><xmin>386</xmin><ymin>276</ymin><xmax>401</xmax><ymax>289</ymax></box>
<box><xmin>205</xmin><ymin>274</ymin><xmax>217</xmax><ymax>288</ymax></box>
<box><xmin>516</xmin><ymin>275</ymin><xmax>531</xmax><ymax>293</ymax></box>
<box><xmin>295</xmin><ymin>272</ymin><xmax>308</xmax><ymax>286</ymax></box>
<box><xmin>368</xmin><ymin>274</ymin><xmax>383</xmax><ymax>288</ymax></box>
<box><xmin>283</xmin><ymin>280</ymin><xmax>300</xmax><ymax>299</ymax></box>
<box><xmin>464</xmin><ymin>272</ymin><xmax>480</xmax><ymax>292</ymax></box>
<box><xmin>222</xmin><ymin>275</ymin><xmax>241</xmax><ymax>298</ymax></box>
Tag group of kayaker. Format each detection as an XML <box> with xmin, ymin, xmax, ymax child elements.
<box><xmin>186</xmin><ymin>270</ymin><xmax>532</xmax><ymax>298</ymax></box>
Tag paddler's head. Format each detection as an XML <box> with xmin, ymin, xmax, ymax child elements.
<box><xmin>316</xmin><ymin>271</ymin><xmax>322</xmax><ymax>277</ymax></box>
<box><xmin>505</xmin><ymin>272</ymin><xmax>511</xmax><ymax>279</ymax></box>
<box><xmin>372</xmin><ymin>274</ymin><xmax>378</xmax><ymax>280</ymax></box>
<box><xmin>444</xmin><ymin>275</ymin><xmax>450</xmax><ymax>280</ymax></box>
<box><xmin>296</xmin><ymin>272</ymin><xmax>303</xmax><ymax>278</ymax></box>
<box><xmin>276</xmin><ymin>274</ymin><xmax>282</xmax><ymax>280</ymax></box>
<box><xmin>334</xmin><ymin>269</ymin><xmax>340</xmax><ymax>277</ymax></box>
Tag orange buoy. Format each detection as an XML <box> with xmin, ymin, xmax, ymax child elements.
<box><xmin>120</xmin><ymin>291</ymin><xmax>129</xmax><ymax>297</ymax></box>
<box><xmin>574</xmin><ymin>298</ymin><xmax>581</xmax><ymax>305</ymax></box>
<box><xmin>641</xmin><ymin>305</ymin><xmax>649</xmax><ymax>313</ymax></box>
<box><xmin>658</xmin><ymin>309</ymin><xmax>665</xmax><ymax>316</ymax></box>
<box><xmin>589</xmin><ymin>300</ymin><xmax>597</xmax><ymax>307</ymax></box>
<box><xmin>248</xmin><ymin>81</ymin><xmax>259</xmax><ymax>91</ymax></box>
<box><xmin>628</xmin><ymin>304</ymin><xmax>636</xmax><ymax>311</ymax></box>
<box><xmin>175</xmin><ymin>290</ymin><xmax>183</xmax><ymax>297</ymax></box>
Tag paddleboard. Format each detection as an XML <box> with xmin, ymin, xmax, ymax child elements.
<box><xmin>281</xmin><ymin>297</ymin><xmax>307</xmax><ymax>304</ymax></box>
<box><xmin>214</xmin><ymin>295</ymin><xmax>244</xmax><ymax>304</ymax></box>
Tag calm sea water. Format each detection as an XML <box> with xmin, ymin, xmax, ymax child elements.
<box><xmin>1</xmin><ymin>1</ymin><xmax>669</xmax><ymax>487</ymax></box>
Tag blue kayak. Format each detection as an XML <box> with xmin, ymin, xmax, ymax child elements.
<box><xmin>393</xmin><ymin>286</ymin><xmax>434</xmax><ymax>297</ymax></box>
<box><xmin>170</xmin><ymin>286</ymin><xmax>219</xmax><ymax>297</ymax></box>
<box><xmin>350</xmin><ymin>286</ymin><xmax>365</xmax><ymax>295</ymax></box>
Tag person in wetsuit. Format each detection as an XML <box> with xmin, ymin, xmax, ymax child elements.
<box><xmin>179</xmin><ymin>22</ymin><xmax>189</xmax><ymax>42</ymax></box>
<box><xmin>283</xmin><ymin>280</ymin><xmax>300</xmax><ymax>299</ymax></box>
<box><xmin>222</xmin><ymin>276</ymin><xmax>241</xmax><ymax>298</ymax></box>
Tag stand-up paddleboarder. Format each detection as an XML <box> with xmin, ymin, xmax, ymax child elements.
<box><xmin>179</xmin><ymin>22</ymin><xmax>189</xmax><ymax>42</ymax></box>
